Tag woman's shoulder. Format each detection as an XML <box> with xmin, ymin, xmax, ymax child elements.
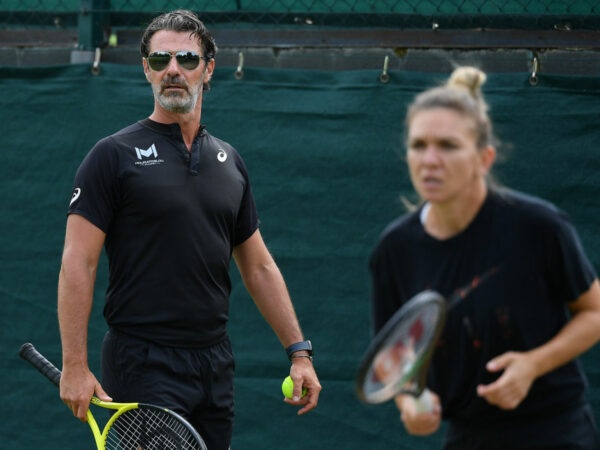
<box><xmin>490</xmin><ymin>187</ymin><xmax>571</xmax><ymax>230</ymax></box>
<box><xmin>378</xmin><ymin>209</ymin><xmax>422</xmax><ymax>244</ymax></box>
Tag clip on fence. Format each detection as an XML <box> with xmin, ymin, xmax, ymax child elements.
<box><xmin>92</xmin><ymin>47</ymin><xmax>101</xmax><ymax>75</ymax></box>
<box><xmin>529</xmin><ymin>53</ymin><xmax>539</xmax><ymax>86</ymax></box>
<box><xmin>379</xmin><ymin>55</ymin><xmax>390</xmax><ymax>84</ymax></box>
<box><xmin>235</xmin><ymin>52</ymin><xmax>244</xmax><ymax>80</ymax></box>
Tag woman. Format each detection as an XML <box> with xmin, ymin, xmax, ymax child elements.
<box><xmin>369</xmin><ymin>66</ymin><xmax>600</xmax><ymax>449</ymax></box>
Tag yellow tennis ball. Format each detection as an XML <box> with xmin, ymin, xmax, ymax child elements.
<box><xmin>281</xmin><ymin>375</ymin><xmax>307</xmax><ymax>399</ymax></box>
<box><xmin>108</xmin><ymin>33</ymin><xmax>118</xmax><ymax>47</ymax></box>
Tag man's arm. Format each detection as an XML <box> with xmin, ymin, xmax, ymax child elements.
<box><xmin>233</xmin><ymin>229</ymin><xmax>321</xmax><ymax>414</ymax></box>
<box><xmin>57</xmin><ymin>214</ymin><xmax>111</xmax><ymax>421</ymax></box>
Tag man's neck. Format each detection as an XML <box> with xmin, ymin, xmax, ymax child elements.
<box><xmin>149</xmin><ymin>109</ymin><xmax>202</xmax><ymax>150</ymax></box>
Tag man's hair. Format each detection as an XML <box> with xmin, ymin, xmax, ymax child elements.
<box><xmin>140</xmin><ymin>9</ymin><xmax>217</xmax><ymax>60</ymax></box>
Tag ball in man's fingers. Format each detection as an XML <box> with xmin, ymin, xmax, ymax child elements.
<box><xmin>282</xmin><ymin>375</ymin><xmax>307</xmax><ymax>399</ymax></box>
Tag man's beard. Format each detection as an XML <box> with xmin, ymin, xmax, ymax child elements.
<box><xmin>153</xmin><ymin>77</ymin><xmax>201</xmax><ymax>113</ymax></box>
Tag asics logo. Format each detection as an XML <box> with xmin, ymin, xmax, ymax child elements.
<box><xmin>70</xmin><ymin>188</ymin><xmax>81</xmax><ymax>206</ymax></box>
<box><xmin>217</xmin><ymin>148</ymin><xmax>227</xmax><ymax>163</ymax></box>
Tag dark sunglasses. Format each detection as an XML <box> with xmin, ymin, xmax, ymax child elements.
<box><xmin>146</xmin><ymin>51</ymin><xmax>209</xmax><ymax>71</ymax></box>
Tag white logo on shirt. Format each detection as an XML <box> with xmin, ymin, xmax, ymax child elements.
<box><xmin>217</xmin><ymin>148</ymin><xmax>227</xmax><ymax>163</ymax></box>
<box><xmin>135</xmin><ymin>144</ymin><xmax>158</xmax><ymax>160</ymax></box>
<box><xmin>134</xmin><ymin>144</ymin><xmax>164</xmax><ymax>167</ymax></box>
<box><xmin>70</xmin><ymin>188</ymin><xmax>81</xmax><ymax>206</ymax></box>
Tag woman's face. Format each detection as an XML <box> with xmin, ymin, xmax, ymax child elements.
<box><xmin>406</xmin><ymin>107</ymin><xmax>491</xmax><ymax>206</ymax></box>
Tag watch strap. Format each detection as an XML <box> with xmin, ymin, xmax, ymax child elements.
<box><xmin>285</xmin><ymin>340</ymin><xmax>312</xmax><ymax>360</ymax></box>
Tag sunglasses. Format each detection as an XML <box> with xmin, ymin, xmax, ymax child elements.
<box><xmin>146</xmin><ymin>51</ymin><xmax>209</xmax><ymax>71</ymax></box>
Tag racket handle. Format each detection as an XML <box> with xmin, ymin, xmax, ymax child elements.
<box><xmin>19</xmin><ymin>342</ymin><xmax>62</xmax><ymax>388</ymax></box>
<box><xmin>414</xmin><ymin>388</ymin><xmax>435</xmax><ymax>413</ymax></box>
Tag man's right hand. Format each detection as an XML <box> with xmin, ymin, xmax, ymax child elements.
<box><xmin>59</xmin><ymin>365</ymin><xmax>112</xmax><ymax>421</ymax></box>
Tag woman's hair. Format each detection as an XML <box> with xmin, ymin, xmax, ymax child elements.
<box><xmin>405</xmin><ymin>66</ymin><xmax>495</xmax><ymax>150</ymax></box>
<box><xmin>401</xmin><ymin>66</ymin><xmax>501</xmax><ymax>210</ymax></box>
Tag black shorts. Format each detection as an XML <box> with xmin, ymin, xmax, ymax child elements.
<box><xmin>445</xmin><ymin>403</ymin><xmax>600</xmax><ymax>450</ymax></box>
<box><xmin>102</xmin><ymin>328</ymin><xmax>235</xmax><ymax>450</ymax></box>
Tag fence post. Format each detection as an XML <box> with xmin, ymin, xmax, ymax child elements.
<box><xmin>71</xmin><ymin>0</ymin><xmax>109</xmax><ymax>66</ymax></box>
<box><xmin>78</xmin><ymin>0</ymin><xmax>109</xmax><ymax>51</ymax></box>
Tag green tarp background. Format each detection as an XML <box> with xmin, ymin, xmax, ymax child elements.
<box><xmin>1</xmin><ymin>63</ymin><xmax>598</xmax><ymax>449</ymax></box>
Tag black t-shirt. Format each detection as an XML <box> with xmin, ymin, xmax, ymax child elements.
<box><xmin>68</xmin><ymin>119</ymin><xmax>259</xmax><ymax>347</ymax></box>
<box><xmin>369</xmin><ymin>188</ymin><xmax>597</xmax><ymax>427</ymax></box>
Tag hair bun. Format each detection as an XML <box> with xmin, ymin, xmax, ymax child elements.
<box><xmin>447</xmin><ymin>66</ymin><xmax>487</xmax><ymax>99</ymax></box>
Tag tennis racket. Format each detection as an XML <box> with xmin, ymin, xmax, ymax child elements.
<box><xmin>355</xmin><ymin>290</ymin><xmax>445</xmax><ymax>411</ymax></box>
<box><xmin>356</xmin><ymin>268</ymin><xmax>499</xmax><ymax>411</ymax></box>
<box><xmin>19</xmin><ymin>342</ymin><xmax>207</xmax><ymax>450</ymax></box>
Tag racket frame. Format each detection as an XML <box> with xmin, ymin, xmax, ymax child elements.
<box><xmin>19</xmin><ymin>342</ymin><xmax>207</xmax><ymax>450</ymax></box>
<box><xmin>355</xmin><ymin>290</ymin><xmax>447</xmax><ymax>404</ymax></box>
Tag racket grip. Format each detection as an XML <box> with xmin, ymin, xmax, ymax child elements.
<box><xmin>19</xmin><ymin>342</ymin><xmax>62</xmax><ymax>388</ymax></box>
<box><xmin>414</xmin><ymin>388</ymin><xmax>435</xmax><ymax>413</ymax></box>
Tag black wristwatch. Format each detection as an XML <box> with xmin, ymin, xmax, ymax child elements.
<box><xmin>285</xmin><ymin>340</ymin><xmax>313</xmax><ymax>361</ymax></box>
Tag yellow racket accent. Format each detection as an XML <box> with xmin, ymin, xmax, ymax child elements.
<box><xmin>19</xmin><ymin>343</ymin><xmax>207</xmax><ymax>450</ymax></box>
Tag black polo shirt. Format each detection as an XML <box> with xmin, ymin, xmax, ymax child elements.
<box><xmin>68</xmin><ymin>118</ymin><xmax>259</xmax><ymax>347</ymax></box>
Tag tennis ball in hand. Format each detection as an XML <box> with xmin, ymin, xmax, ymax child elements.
<box><xmin>282</xmin><ymin>375</ymin><xmax>307</xmax><ymax>399</ymax></box>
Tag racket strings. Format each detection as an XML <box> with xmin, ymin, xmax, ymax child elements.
<box><xmin>105</xmin><ymin>407</ymin><xmax>203</xmax><ymax>450</ymax></box>
<box><xmin>363</xmin><ymin>300</ymin><xmax>442</xmax><ymax>401</ymax></box>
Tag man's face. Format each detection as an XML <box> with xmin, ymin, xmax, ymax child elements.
<box><xmin>143</xmin><ymin>30</ymin><xmax>214</xmax><ymax>114</ymax></box>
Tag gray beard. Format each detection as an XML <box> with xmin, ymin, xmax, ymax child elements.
<box><xmin>153</xmin><ymin>84</ymin><xmax>199</xmax><ymax>113</ymax></box>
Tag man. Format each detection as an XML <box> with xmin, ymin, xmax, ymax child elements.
<box><xmin>58</xmin><ymin>10</ymin><xmax>320</xmax><ymax>449</ymax></box>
